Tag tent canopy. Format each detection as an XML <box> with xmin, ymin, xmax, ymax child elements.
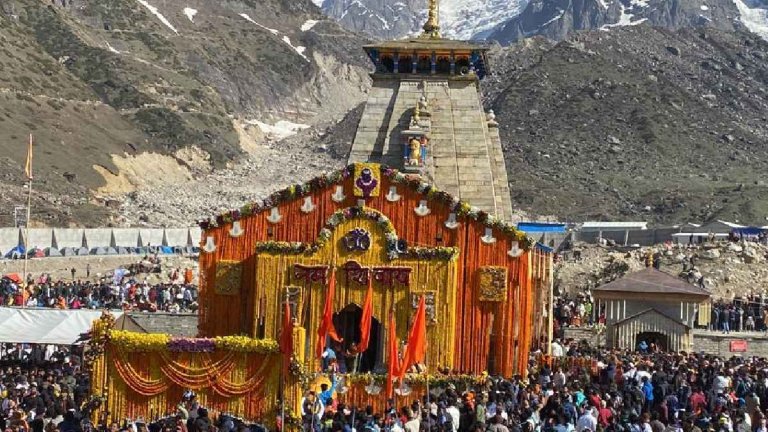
<box><xmin>0</xmin><ymin>309</ymin><xmax>123</xmax><ymax>344</ymax></box>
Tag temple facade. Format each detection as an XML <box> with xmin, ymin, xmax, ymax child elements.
<box><xmin>348</xmin><ymin>0</ymin><xmax>513</xmax><ymax>220</ymax></box>
<box><xmin>197</xmin><ymin>163</ymin><xmax>551</xmax><ymax>379</ymax></box>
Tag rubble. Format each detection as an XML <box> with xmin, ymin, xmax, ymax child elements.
<box><xmin>557</xmin><ymin>241</ymin><xmax>768</xmax><ymax>301</ymax></box>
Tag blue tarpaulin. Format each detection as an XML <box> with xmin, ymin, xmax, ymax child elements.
<box><xmin>517</xmin><ymin>222</ymin><xmax>566</xmax><ymax>233</ymax></box>
<box><xmin>732</xmin><ymin>227</ymin><xmax>767</xmax><ymax>236</ymax></box>
<box><xmin>535</xmin><ymin>243</ymin><xmax>554</xmax><ymax>253</ymax></box>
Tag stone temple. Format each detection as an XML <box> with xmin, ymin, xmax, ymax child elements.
<box><xmin>347</xmin><ymin>0</ymin><xmax>513</xmax><ymax>219</ymax></box>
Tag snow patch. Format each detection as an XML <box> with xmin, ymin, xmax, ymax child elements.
<box><xmin>541</xmin><ymin>9</ymin><xmax>566</xmax><ymax>27</ymax></box>
<box><xmin>183</xmin><ymin>7</ymin><xmax>197</xmax><ymax>22</ymax></box>
<box><xmin>700</xmin><ymin>4</ymin><xmax>710</xmax><ymax>9</ymax></box>
<box><xmin>732</xmin><ymin>0</ymin><xmax>768</xmax><ymax>39</ymax></box>
<box><xmin>105</xmin><ymin>42</ymin><xmax>121</xmax><ymax>54</ymax></box>
<box><xmin>136</xmin><ymin>0</ymin><xmax>178</xmax><ymax>34</ymax></box>
<box><xmin>282</xmin><ymin>36</ymin><xmax>309</xmax><ymax>62</ymax></box>
<box><xmin>601</xmin><ymin>1</ymin><xmax>649</xmax><ymax>28</ymax></box>
<box><xmin>239</xmin><ymin>13</ymin><xmax>279</xmax><ymax>35</ymax></box>
<box><xmin>438</xmin><ymin>0</ymin><xmax>528</xmax><ymax>40</ymax></box>
<box><xmin>248</xmin><ymin>120</ymin><xmax>310</xmax><ymax>141</ymax></box>
<box><xmin>301</xmin><ymin>19</ymin><xmax>319</xmax><ymax>31</ymax></box>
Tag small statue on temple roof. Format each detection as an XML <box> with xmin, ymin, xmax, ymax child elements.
<box><xmin>486</xmin><ymin>110</ymin><xmax>498</xmax><ymax>127</ymax></box>
<box><xmin>408</xmin><ymin>137</ymin><xmax>422</xmax><ymax>166</ymax></box>
<box><xmin>409</xmin><ymin>105</ymin><xmax>422</xmax><ymax>129</ymax></box>
<box><xmin>418</xmin><ymin>96</ymin><xmax>431</xmax><ymax>117</ymax></box>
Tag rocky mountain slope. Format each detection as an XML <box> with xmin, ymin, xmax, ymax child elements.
<box><xmin>485</xmin><ymin>25</ymin><xmax>768</xmax><ymax>224</ymax></box>
<box><xmin>557</xmin><ymin>241</ymin><xmax>768</xmax><ymax>301</ymax></box>
<box><xmin>0</xmin><ymin>0</ymin><xmax>370</xmax><ymax>227</ymax></box>
<box><xmin>317</xmin><ymin>0</ymin><xmax>527</xmax><ymax>40</ymax></box>
<box><xmin>489</xmin><ymin>0</ymin><xmax>768</xmax><ymax>44</ymax></box>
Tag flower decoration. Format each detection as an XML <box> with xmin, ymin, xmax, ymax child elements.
<box><xmin>199</xmin><ymin>164</ymin><xmax>533</xmax><ymax>250</ymax></box>
<box><xmin>213</xmin><ymin>336</ymin><xmax>279</xmax><ymax>353</ymax></box>
<box><xmin>167</xmin><ymin>337</ymin><xmax>216</xmax><ymax>353</ymax></box>
<box><xmin>110</xmin><ymin>330</ymin><xmax>170</xmax><ymax>352</ymax></box>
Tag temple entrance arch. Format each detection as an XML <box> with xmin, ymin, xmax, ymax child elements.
<box><xmin>635</xmin><ymin>331</ymin><xmax>668</xmax><ymax>352</ymax></box>
<box><xmin>333</xmin><ymin>303</ymin><xmax>381</xmax><ymax>373</ymax></box>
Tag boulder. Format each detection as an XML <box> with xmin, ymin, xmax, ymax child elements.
<box><xmin>701</xmin><ymin>249</ymin><xmax>721</xmax><ymax>260</ymax></box>
<box><xmin>742</xmin><ymin>248</ymin><xmax>762</xmax><ymax>264</ymax></box>
<box><xmin>727</xmin><ymin>243</ymin><xmax>743</xmax><ymax>253</ymax></box>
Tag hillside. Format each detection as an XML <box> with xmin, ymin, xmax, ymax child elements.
<box><xmin>485</xmin><ymin>25</ymin><xmax>768</xmax><ymax>224</ymax></box>
<box><xmin>0</xmin><ymin>0</ymin><xmax>369</xmax><ymax>227</ymax></box>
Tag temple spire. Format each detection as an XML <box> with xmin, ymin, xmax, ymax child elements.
<box><xmin>421</xmin><ymin>0</ymin><xmax>441</xmax><ymax>39</ymax></box>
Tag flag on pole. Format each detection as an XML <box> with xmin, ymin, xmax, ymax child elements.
<box><xmin>398</xmin><ymin>295</ymin><xmax>427</xmax><ymax>379</ymax></box>
<box><xmin>316</xmin><ymin>268</ymin><xmax>343</xmax><ymax>358</ymax></box>
<box><xmin>386</xmin><ymin>310</ymin><xmax>400</xmax><ymax>398</ymax></box>
<box><xmin>280</xmin><ymin>300</ymin><xmax>293</xmax><ymax>373</ymax></box>
<box><xmin>358</xmin><ymin>274</ymin><xmax>374</xmax><ymax>353</ymax></box>
<box><xmin>24</xmin><ymin>134</ymin><xmax>33</xmax><ymax>180</ymax></box>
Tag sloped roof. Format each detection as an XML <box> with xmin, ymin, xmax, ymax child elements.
<box><xmin>615</xmin><ymin>308</ymin><xmax>691</xmax><ymax>329</ymax></box>
<box><xmin>593</xmin><ymin>268</ymin><xmax>710</xmax><ymax>297</ymax></box>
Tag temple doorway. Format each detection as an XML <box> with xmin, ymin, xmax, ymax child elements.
<box><xmin>333</xmin><ymin>304</ymin><xmax>381</xmax><ymax>373</ymax></box>
<box><xmin>635</xmin><ymin>331</ymin><xmax>668</xmax><ymax>352</ymax></box>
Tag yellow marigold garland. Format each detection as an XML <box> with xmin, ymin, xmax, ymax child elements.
<box><xmin>110</xmin><ymin>330</ymin><xmax>170</xmax><ymax>352</ymax></box>
<box><xmin>213</xmin><ymin>336</ymin><xmax>279</xmax><ymax>353</ymax></box>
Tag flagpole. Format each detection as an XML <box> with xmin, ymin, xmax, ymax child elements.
<box><xmin>22</xmin><ymin>134</ymin><xmax>33</xmax><ymax>308</ymax></box>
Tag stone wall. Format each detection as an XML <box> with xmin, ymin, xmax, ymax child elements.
<box><xmin>563</xmin><ymin>327</ymin><xmax>768</xmax><ymax>357</ymax></box>
<box><xmin>692</xmin><ymin>331</ymin><xmax>768</xmax><ymax>357</ymax></box>
<box><xmin>126</xmin><ymin>312</ymin><xmax>198</xmax><ymax>337</ymax></box>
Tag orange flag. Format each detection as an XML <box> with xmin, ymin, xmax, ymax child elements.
<box><xmin>280</xmin><ymin>301</ymin><xmax>293</xmax><ymax>373</ymax></box>
<box><xmin>385</xmin><ymin>311</ymin><xmax>400</xmax><ymax>398</ymax></box>
<box><xmin>399</xmin><ymin>295</ymin><xmax>427</xmax><ymax>379</ymax></box>
<box><xmin>316</xmin><ymin>268</ymin><xmax>343</xmax><ymax>358</ymax></box>
<box><xmin>24</xmin><ymin>134</ymin><xmax>33</xmax><ymax>180</ymax></box>
<box><xmin>358</xmin><ymin>275</ymin><xmax>374</xmax><ymax>353</ymax></box>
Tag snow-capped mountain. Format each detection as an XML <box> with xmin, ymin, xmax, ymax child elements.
<box><xmin>316</xmin><ymin>0</ymin><xmax>768</xmax><ymax>44</ymax></box>
<box><xmin>488</xmin><ymin>0</ymin><xmax>768</xmax><ymax>43</ymax></box>
<box><xmin>316</xmin><ymin>0</ymin><xmax>527</xmax><ymax>40</ymax></box>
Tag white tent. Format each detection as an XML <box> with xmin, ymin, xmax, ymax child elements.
<box><xmin>0</xmin><ymin>309</ymin><xmax>123</xmax><ymax>344</ymax></box>
<box><xmin>23</xmin><ymin>228</ymin><xmax>53</xmax><ymax>249</ymax></box>
<box><xmin>0</xmin><ymin>228</ymin><xmax>21</xmax><ymax>255</ymax></box>
<box><xmin>84</xmin><ymin>229</ymin><xmax>112</xmax><ymax>249</ymax></box>
<box><xmin>188</xmin><ymin>227</ymin><xmax>202</xmax><ymax>247</ymax></box>
<box><xmin>138</xmin><ymin>229</ymin><xmax>164</xmax><ymax>247</ymax></box>
<box><xmin>111</xmin><ymin>229</ymin><xmax>140</xmax><ymax>248</ymax></box>
<box><xmin>163</xmin><ymin>229</ymin><xmax>189</xmax><ymax>247</ymax></box>
<box><xmin>53</xmin><ymin>229</ymin><xmax>85</xmax><ymax>249</ymax></box>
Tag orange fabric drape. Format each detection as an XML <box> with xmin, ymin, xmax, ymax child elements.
<box><xmin>386</xmin><ymin>311</ymin><xmax>400</xmax><ymax>398</ymax></box>
<box><xmin>399</xmin><ymin>295</ymin><xmax>427</xmax><ymax>379</ymax></box>
<box><xmin>316</xmin><ymin>269</ymin><xmax>343</xmax><ymax>358</ymax></box>
<box><xmin>358</xmin><ymin>277</ymin><xmax>374</xmax><ymax>353</ymax></box>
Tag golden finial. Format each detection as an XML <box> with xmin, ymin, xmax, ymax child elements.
<box><xmin>422</xmin><ymin>0</ymin><xmax>441</xmax><ymax>39</ymax></box>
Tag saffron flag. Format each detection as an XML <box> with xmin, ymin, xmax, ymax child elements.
<box><xmin>316</xmin><ymin>268</ymin><xmax>342</xmax><ymax>358</ymax></box>
<box><xmin>358</xmin><ymin>275</ymin><xmax>374</xmax><ymax>353</ymax></box>
<box><xmin>399</xmin><ymin>295</ymin><xmax>427</xmax><ymax>379</ymax></box>
<box><xmin>280</xmin><ymin>301</ymin><xmax>293</xmax><ymax>373</ymax></box>
<box><xmin>24</xmin><ymin>134</ymin><xmax>33</xmax><ymax>180</ymax></box>
<box><xmin>386</xmin><ymin>311</ymin><xmax>400</xmax><ymax>398</ymax></box>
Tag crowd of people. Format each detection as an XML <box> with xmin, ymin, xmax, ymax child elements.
<box><xmin>0</xmin><ymin>266</ymin><xmax>198</xmax><ymax>313</ymax></box>
<box><xmin>0</xmin><ymin>344</ymin><xmax>93</xmax><ymax>432</ymax></box>
<box><xmin>298</xmin><ymin>344</ymin><xmax>768</xmax><ymax>432</ymax></box>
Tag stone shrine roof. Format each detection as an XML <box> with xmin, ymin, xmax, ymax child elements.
<box><xmin>592</xmin><ymin>268</ymin><xmax>711</xmax><ymax>297</ymax></box>
<box><xmin>363</xmin><ymin>38</ymin><xmax>487</xmax><ymax>52</ymax></box>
